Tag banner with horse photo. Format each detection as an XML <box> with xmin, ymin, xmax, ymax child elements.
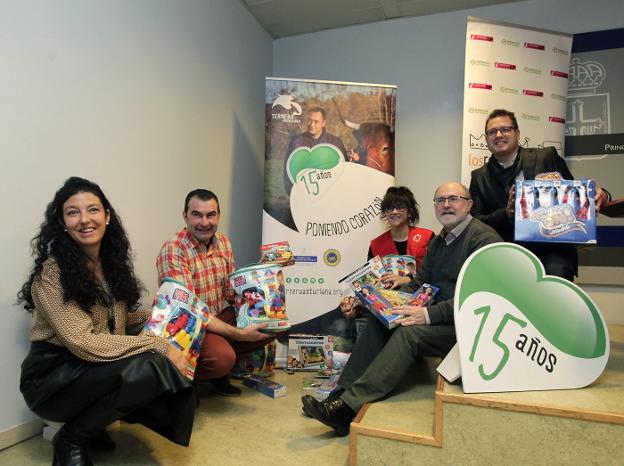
<box><xmin>263</xmin><ymin>78</ymin><xmax>396</xmax><ymax>324</ymax></box>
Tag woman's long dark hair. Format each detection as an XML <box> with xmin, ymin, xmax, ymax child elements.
<box><xmin>18</xmin><ymin>177</ymin><xmax>143</xmax><ymax>312</ymax></box>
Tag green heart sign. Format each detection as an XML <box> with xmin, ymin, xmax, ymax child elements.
<box><xmin>454</xmin><ymin>242</ymin><xmax>609</xmax><ymax>393</ymax></box>
<box><xmin>286</xmin><ymin>144</ymin><xmax>342</xmax><ymax>184</ymax></box>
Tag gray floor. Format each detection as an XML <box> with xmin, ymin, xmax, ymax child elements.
<box><xmin>0</xmin><ymin>371</ymin><xmax>350</xmax><ymax>465</ymax></box>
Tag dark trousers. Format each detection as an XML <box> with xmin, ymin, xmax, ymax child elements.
<box><xmin>21</xmin><ymin>345</ymin><xmax>195</xmax><ymax>446</ymax></box>
<box><xmin>339</xmin><ymin>314</ymin><xmax>456</xmax><ymax>411</ymax></box>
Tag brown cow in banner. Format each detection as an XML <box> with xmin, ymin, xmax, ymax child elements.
<box><xmin>344</xmin><ymin>119</ymin><xmax>395</xmax><ymax>175</ymax></box>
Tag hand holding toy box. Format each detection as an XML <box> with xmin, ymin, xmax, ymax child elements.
<box><xmin>515</xmin><ymin>178</ymin><xmax>596</xmax><ymax>244</ymax></box>
<box><xmin>144</xmin><ymin>278</ymin><xmax>211</xmax><ymax>380</ymax></box>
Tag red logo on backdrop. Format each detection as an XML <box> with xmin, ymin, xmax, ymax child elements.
<box><xmin>172</xmin><ymin>288</ymin><xmax>190</xmax><ymax>304</ymax></box>
<box><xmin>523</xmin><ymin>89</ymin><xmax>544</xmax><ymax>97</ymax></box>
<box><xmin>471</xmin><ymin>34</ymin><xmax>493</xmax><ymax>42</ymax></box>
<box><xmin>550</xmin><ymin>70</ymin><xmax>569</xmax><ymax>78</ymax></box>
<box><xmin>524</xmin><ymin>42</ymin><xmax>545</xmax><ymax>50</ymax></box>
<box><xmin>548</xmin><ymin>117</ymin><xmax>566</xmax><ymax>124</ymax></box>
<box><xmin>469</xmin><ymin>83</ymin><xmax>492</xmax><ymax>90</ymax></box>
<box><xmin>495</xmin><ymin>62</ymin><xmax>516</xmax><ymax>70</ymax></box>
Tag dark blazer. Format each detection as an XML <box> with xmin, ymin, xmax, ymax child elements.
<box><xmin>469</xmin><ymin>146</ymin><xmax>577</xmax><ymax>280</ymax></box>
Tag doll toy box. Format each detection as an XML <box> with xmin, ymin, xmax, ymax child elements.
<box><xmin>515</xmin><ymin>179</ymin><xmax>596</xmax><ymax>244</ymax></box>
<box><xmin>381</xmin><ymin>254</ymin><xmax>417</xmax><ymax>278</ymax></box>
<box><xmin>287</xmin><ymin>334</ymin><xmax>334</xmax><ymax>371</ymax></box>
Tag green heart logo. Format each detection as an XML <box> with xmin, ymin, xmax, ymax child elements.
<box><xmin>453</xmin><ymin>242</ymin><xmax>609</xmax><ymax>393</ymax></box>
<box><xmin>286</xmin><ymin>144</ymin><xmax>342</xmax><ymax>184</ymax></box>
<box><xmin>458</xmin><ymin>243</ymin><xmax>606</xmax><ymax>358</ymax></box>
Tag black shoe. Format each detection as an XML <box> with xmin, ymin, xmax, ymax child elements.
<box><xmin>301</xmin><ymin>395</ymin><xmax>321</xmax><ymax>418</ymax></box>
<box><xmin>309</xmin><ymin>398</ymin><xmax>356</xmax><ymax>437</ymax></box>
<box><xmin>52</xmin><ymin>427</ymin><xmax>93</xmax><ymax>466</ymax></box>
<box><xmin>87</xmin><ymin>429</ymin><xmax>115</xmax><ymax>451</ymax></box>
<box><xmin>208</xmin><ymin>376</ymin><xmax>242</xmax><ymax>397</ymax></box>
<box><xmin>301</xmin><ymin>387</ymin><xmax>345</xmax><ymax>417</ymax></box>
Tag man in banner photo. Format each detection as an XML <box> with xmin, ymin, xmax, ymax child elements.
<box><xmin>263</xmin><ymin>78</ymin><xmax>396</xmax><ymax>325</ymax></box>
<box><xmin>301</xmin><ymin>182</ymin><xmax>501</xmax><ymax>436</ymax></box>
<box><xmin>283</xmin><ymin>106</ymin><xmax>348</xmax><ymax>200</ymax></box>
<box><xmin>469</xmin><ymin>109</ymin><xmax>611</xmax><ymax>282</ymax></box>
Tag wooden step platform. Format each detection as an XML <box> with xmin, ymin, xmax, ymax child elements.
<box><xmin>349</xmin><ymin>325</ymin><xmax>624</xmax><ymax>465</ymax></box>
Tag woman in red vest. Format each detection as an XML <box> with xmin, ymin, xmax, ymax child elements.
<box><xmin>369</xmin><ymin>186</ymin><xmax>434</xmax><ymax>289</ymax></box>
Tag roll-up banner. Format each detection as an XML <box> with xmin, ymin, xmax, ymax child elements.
<box><xmin>461</xmin><ymin>17</ymin><xmax>572</xmax><ymax>185</ymax></box>
<box><xmin>263</xmin><ymin>78</ymin><xmax>397</xmax><ymax>324</ymax></box>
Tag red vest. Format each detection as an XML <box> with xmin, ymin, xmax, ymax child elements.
<box><xmin>369</xmin><ymin>227</ymin><xmax>434</xmax><ymax>269</ymax></box>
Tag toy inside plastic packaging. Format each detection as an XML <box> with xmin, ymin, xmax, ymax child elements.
<box><xmin>259</xmin><ymin>241</ymin><xmax>295</xmax><ymax>267</ymax></box>
<box><xmin>144</xmin><ymin>278</ymin><xmax>211</xmax><ymax>380</ymax></box>
<box><xmin>229</xmin><ymin>263</ymin><xmax>291</xmax><ymax>332</ymax></box>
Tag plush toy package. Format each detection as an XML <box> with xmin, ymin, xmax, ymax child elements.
<box><xmin>229</xmin><ymin>263</ymin><xmax>291</xmax><ymax>332</ymax></box>
<box><xmin>144</xmin><ymin>278</ymin><xmax>211</xmax><ymax>380</ymax></box>
<box><xmin>515</xmin><ymin>179</ymin><xmax>596</xmax><ymax>244</ymax></box>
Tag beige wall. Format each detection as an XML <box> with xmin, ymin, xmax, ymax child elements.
<box><xmin>0</xmin><ymin>0</ymin><xmax>272</xmax><ymax>434</ymax></box>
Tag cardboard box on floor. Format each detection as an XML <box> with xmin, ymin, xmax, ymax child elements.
<box><xmin>287</xmin><ymin>334</ymin><xmax>333</xmax><ymax>371</ymax></box>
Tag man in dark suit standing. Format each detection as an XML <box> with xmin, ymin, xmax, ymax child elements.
<box><xmin>469</xmin><ymin>109</ymin><xmax>611</xmax><ymax>281</ymax></box>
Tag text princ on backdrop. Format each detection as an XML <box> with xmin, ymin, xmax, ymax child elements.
<box><xmin>564</xmin><ymin>28</ymin><xmax>624</xmax><ymax>273</ymax></box>
<box><xmin>263</xmin><ymin>78</ymin><xmax>397</xmax><ymax>324</ymax></box>
<box><xmin>461</xmin><ymin>17</ymin><xmax>573</xmax><ymax>185</ymax></box>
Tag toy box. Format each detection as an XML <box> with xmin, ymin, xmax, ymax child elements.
<box><xmin>144</xmin><ymin>278</ymin><xmax>211</xmax><ymax>380</ymax></box>
<box><xmin>242</xmin><ymin>375</ymin><xmax>287</xmax><ymax>398</ymax></box>
<box><xmin>287</xmin><ymin>334</ymin><xmax>334</xmax><ymax>371</ymax></box>
<box><xmin>259</xmin><ymin>241</ymin><xmax>295</xmax><ymax>266</ymax></box>
<box><xmin>515</xmin><ymin>179</ymin><xmax>596</xmax><ymax>244</ymax></box>
<box><xmin>229</xmin><ymin>263</ymin><xmax>291</xmax><ymax>332</ymax></box>
<box><xmin>382</xmin><ymin>254</ymin><xmax>417</xmax><ymax>277</ymax></box>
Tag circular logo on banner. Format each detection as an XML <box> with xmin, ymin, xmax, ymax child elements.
<box><xmin>323</xmin><ymin>249</ymin><xmax>341</xmax><ymax>267</ymax></box>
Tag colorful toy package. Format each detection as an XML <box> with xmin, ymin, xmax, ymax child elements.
<box><xmin>382</xmin><ymin>254</ymin><xmax>417</xmax><ymax>277</ymax></box>
<box><xmin>229</xmin><ymin>263</ymin><xmax>291</xmax><ymax>332</ymax></box>
<box><xmin>144</xmin><ymin>278</ymin><xmax>210</xmax><ymax>380</ymax></box>
<box><xmin>515</xmin><ymin>179</ymin><xmax>596</xmax><ymax>244</ymax></box>
<box><xmin>234</xmin><ymin>340</ymin><xmax>276</xmax><ymax>377</ymax></box>
<box><xmin>407</xmin><ymin>283</ymin><xmax>440</xmax><ymax>307</ymax></box>
<box><xmin>259</xmin><ymin>241</ymin><xmax>295</xmax><ymax>267</ymax></box>
<box><xmin>354</xmin><ymin>284</ymin><xmax>402</xmax><ymax>329</ymax></box>
<box><xmin>287</xmin><ymin>334</ymin><xmax>333</xmax><ymax>371</ymax></box>
<box><xmin>338</xmin><ymin>255</ymin><xmax>384</xmax><ymax>296</ymax></box>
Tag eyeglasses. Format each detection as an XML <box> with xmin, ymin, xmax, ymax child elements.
<box><xmin>433</xmin><ymin>196</ymin><xmax>471</xmax><ymax>206</ymax></box>
<box><xmin>485</xmin><ymin>126</ymin><xmax>516</xmax><ymax>137</ymax></box>
<box><xmin>383</xmin><ymin>206</ymin><xmax>408</xmax><ymax>214</ymax></box>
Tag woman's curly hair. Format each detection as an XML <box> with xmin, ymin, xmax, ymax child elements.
<box><xmin>18</xmin><ymin>177</ymin><xmax>143</xmax><ymax>312</ymax></box>
<box><xmin>380</xmin><ymin>186</ymin><xmax>420</xmax><ymax>226</ymax></box>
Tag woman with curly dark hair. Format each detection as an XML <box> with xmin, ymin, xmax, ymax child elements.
<box><xmin>18</xmin><ymin>177</ymin><xmax>195</xmax><ymax>466</ymax></box>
